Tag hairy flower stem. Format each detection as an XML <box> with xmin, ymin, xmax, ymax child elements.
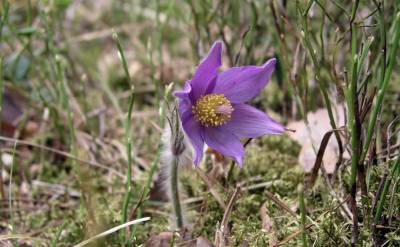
<box><xmin>169</xmin><ymin>108</ymin><xmax>185</xmax><ymax>230</ymax></box>
<box><xmin>164</xmin><ymin>105</ymin><xmax>186</xmax><ymax>230</ymax></box>
<box><xmin>170</xmin><ymin>156</ymin><xmax>183</xmax><ymax>229</ymax></box>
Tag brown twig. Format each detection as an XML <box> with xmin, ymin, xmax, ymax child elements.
<box><xmin>265</xmin><ymin>190</ymin><xmax>297</xmax><ymax>217</ymax></box>
<box><xmin>215</xmin><ymin>186</ymin><xmax>241</xmax><ymax>247</ymax></box>
<box><xmin>277</xmin><ymin>224</ymin><xmax>313</xmax><ymax>246</ymax></box>
<box><xmin>233</xmin><ymin>26</ymin><xmax>251</xmax><ymax>66</ymax></box>
<box><xmin>0</xmin><ymin>136</ymin><xmax>124</xmax><ymax>178</ymax></box>
<box><xmin>129</xmin><ymin>187</ymin><xmax>148</xmax><ymax>220</ymax></box>
<box><xmin>307</xmin><ymin>127</ymin><xmax>346</xmax><ymax>188</ymax></box>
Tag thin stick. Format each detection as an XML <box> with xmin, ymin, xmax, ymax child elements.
<box><xmin>215</xmin><ymin>186</ymin><xmax>241</xmax><ymax>247</ymax></box>
<box><xmin>73</xmin><ymin>217</ymin><xmax>151</xmax><ymax>247</ymax></box>
<box><xmin>0</xmin><ymin>136</ymin><xmax>124</xmax><ymax>178</ymax></box>
<box><xmin>0</xmin><ymin>234</ymin><xmax>39</xmax><ymax>242</ymax></box>
<box><xmin>265</xmin><ymin>190</ymin><xmax>297</xmax><ymax>217</ymax></box>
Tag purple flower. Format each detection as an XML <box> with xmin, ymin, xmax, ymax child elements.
<box><xmin>174</xmin><ymin>41</ymin><xmax>284</xmax><ymax>166</ymax></box>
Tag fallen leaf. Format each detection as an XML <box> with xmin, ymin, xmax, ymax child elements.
<box><xmin>1</xmin><ymin>89</ymin><xmax>23</xmax><ymax>137</ymax></box>
<box><xmin>260</xmin><ymin>202</ymin><xmax>279</xmax><ymax>246</ymax></box>
<box><xmin>287</xmin><ymin>105</ymin><xmax>349</xmax><ymax>174</ymax></box>
<box><xmin>260</xmin><ymin>203</ymin><xmax>274</xmax><ymax>233</ymax></box>
<box><xmin>1</xmin><ymin>87</ymin><xmax>38</xmax><ymax>138</ymax></box>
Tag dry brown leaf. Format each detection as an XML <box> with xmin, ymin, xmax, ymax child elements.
<box><xmin>260</xmin><ymin>203</ymin><xmax>279</xmax><ymax>246</ymax></box>
<box><xmin>260</xmin><ymin>203</ymin><xmax>274</xmax><ymax>233</ymax></box>
<box><xmin>287</xmin><ymin>105</ymin><xmax>349</xmax><ymax>174</ymax></box>
<box><xmin>1</xmin><ymin>88</ymin><xmax>23</xmax><ymax>137</ymax></box>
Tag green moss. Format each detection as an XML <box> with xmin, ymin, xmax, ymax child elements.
<box><xmin>231</xmin><ymin>219</ymin><xmax>269</xmax><ymax>246</ymax></box>
<box><xmin>259</xmin><ymin>135</ymin><xmax>301</xmax><ymax>155</ymax></box>
<box><xmin>314</xmin><ymin>214</ymin><xmax>351</xmax><ymax>246</ymax></box>
<box><xmin>230</xmin><ymin>194</ymin><xmax>267</xmax><ymax>245</ymax></box>
<box><xmin>188</xmin><ymin>135</ymin><xmax>305</xmax><ymax>245</ymax></box>
<box><xmin>192</xmin><ymin>194</ymin><xmax>224</xmax><ymax>239</ymax></box>
<box><xmin>231</xmin><ymin>135</ymin><xmax>301</xmax><ymax>186</ymax></box>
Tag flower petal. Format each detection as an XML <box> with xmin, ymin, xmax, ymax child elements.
<box><xmin>225</xmin><ymin>104</ymin><xmax>285</xmax><ymax>138</ymax></box>
<box><xmin>174</xmin><ymin>81</ymin><xmax>194</xmax><ymax>104</ymax></box>
<box><xmin>213</xmin><ymin>58</ymin><xmax>276</xmax><ymax>103</ymax></box>
<box><xmin>203</xmin><ymin>126</ymin><xmax>245</xmax><ymax>166</ymax></box>
<box><xmin>191</xmin><ymin>41</ymin><xmax>222</xmax><ymax>100</ymax></box>
<box><xmin>181</xmin><ymin>114</ymin><xmax>204</xmax><ymax>166</ymax></box>
<box><xmin>175</xmin><ymin>83</ymin><xmax>204</xmax><ymax>166</ymax></box>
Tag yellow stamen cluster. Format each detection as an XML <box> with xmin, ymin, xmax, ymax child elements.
<box><xmin>192</xmin><ymin>94</ymin><xmax>233</xmax><ymax>127</ymax></box>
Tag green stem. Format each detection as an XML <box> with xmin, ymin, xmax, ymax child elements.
<box><xmin>347</xmin><ymin>19</ymin><xmax>360</xmax><ymax>245</ymax></box>
<box><xmin>349</xmin><ymin>0</ymin><xmax>360</xmax><ymax>24</ymax></box>
<box><xmin>9</xmin><ymin>141</ymin><xmax>17</xmax><ymax>238</ymax></box>
<box><xmin>0</xmin><ymin>0</ymin><xmax>10</xmax><ymax>42</ymax></box>
<box><xmin>0</xmin><ymin>56</ymin><xmax>3</xmax><ymax>136</ymax></box>
<box><xmin>298</xmin><ymin>2</ymin><xmax>343</xmax><ymax>168</ymax></box>
<box><xmin>155</xmin><ymin>0</ymin><xmax>162</xmax><ymax>109</ymax></box>
<box><xmin>298</xmin><ymin>184</ymin><xmax>308</xmax><ymax>247</ymax></box>
<box><xmin>122</xmin><ymin>91</ymin><xmax>134</xmax><ymax>224</ymax></box>
<box><xmin>374</xmin><ymin>155</ymin><xmax>400</xmax><ymax>223</ymax></box>
<box><xmin>356</xmin><ymin>36</ymin><xmax>374</xmax><ymax>79</ymax></box>
<box><xmin>0</xmin><ymin>57</ymin><xmax>5</xmax><ymax>201</ymax></box>
<box><xmin>302</xmin><ymin>21</ymin><xmax>335</xmax><ymax>129</ymax></box>
<box><xmin>361</xmin><ymin>12</ymin><xmax>400</xmax><ymax>163</ymax></box>
<box><xmin>171</xmin><ymin>155</ymin><xmax>183</xmax><ymax>229</ymax></box>
<box><xmin>113</xmin><ymin>33</ymin><xmax>135</xmax><ymax>228</ymax></box>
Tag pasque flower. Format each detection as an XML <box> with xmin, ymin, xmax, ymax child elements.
<box><xmin>174</xmin><ymin>41</ymin><xmax>284</xmax><ymax>166</ymax></box>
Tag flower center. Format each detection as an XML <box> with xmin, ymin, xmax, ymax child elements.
<box><xmin>192</xmin><ymin>94</ymin><xmax>233</xmax><ymax>127</ymax></box>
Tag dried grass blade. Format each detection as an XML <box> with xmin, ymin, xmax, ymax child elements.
<box><xmin>73</xmin><ymin>217</ymin><xmax>151</xmax><ymax>247</ymax></box>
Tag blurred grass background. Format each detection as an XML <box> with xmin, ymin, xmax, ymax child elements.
<box><xmin>0</xmin><ymin>0</ymin><xmax>399</xmax><ymax>246</ymax></box>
